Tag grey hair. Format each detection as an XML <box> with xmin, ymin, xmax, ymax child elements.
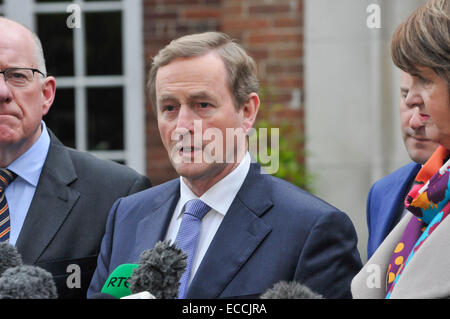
<box><xmin>32</xmin><ymin>32</ymin><xmax>47</xmax><ymax>77</ymax></box>
<box><xmin>148</xmin><ymin>31</ymin><xmax>259</xmax><ymax>110</ymax></box>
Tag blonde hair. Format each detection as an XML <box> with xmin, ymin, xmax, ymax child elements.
<box><xmin>391</xmin><ymin>0</ymin><xmax>450</xmax><ymax>86</ymax></box>
<box><xmin>147</xmin><ymin>31</ymin><xmax>259</xmax><ymax>110</ymax></box>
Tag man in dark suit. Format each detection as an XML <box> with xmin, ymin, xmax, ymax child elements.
<box><xmin>88</xmin><ymin>31</ymin><xmax>362</xmax><ymax>299</ymax></box>
<box><xmin>366</xmin><ymin>71</ymin><xmax>438</xmax><ymax>258</ymax></box>
<box><xmin>0</xmin><ymin>17</ymin><xmax>151</xmax><ymax>298</ymax></box>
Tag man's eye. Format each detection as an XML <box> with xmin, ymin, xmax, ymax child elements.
<box><xmin>8</xmin><ymin>72</ymin><xmax>28</xmax><ymax>81</ymax></box>
<box><xmin>11</xmin><ymin>73</ymin><xmax>26</xmax><ymax>78</ymax></box>
<box><xmin>199</xmin><ymin>102</ymin><xmax>210</xmax><ymax>108</ymax></box>
<box><xmin>418</xmin><ymin>76</ymin><xmax>431</xmax><ymax>85</ymax></box>
<box><xmin>163</xmin><ymin>105</ymin><xmax>175</xmax><ymax>112</ymax></box>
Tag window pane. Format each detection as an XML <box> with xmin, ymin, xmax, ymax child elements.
<box><xmin>37</xmin><ymin>14</ymin><xmax>74</xmax><ymax>76</ymax></box>
<box><xmin>87</xmin><ymin>87</ymin><xmax>123</xmax><ymax>150</ymax></box>
<box><xmin>85</xmin><ymin>11</ymin><xmax>122</xmax><ymax>75</ymax></box>
<box><xmin>44</xmin><ymin>88</ymin><xmax>76</xmax><ymax>148</ymax></box>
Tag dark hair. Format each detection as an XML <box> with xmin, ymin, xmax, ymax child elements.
<box><xmin>391</xmin><ymin>0</ymin><xmax>450</xmax><ymax>87</ymax></box>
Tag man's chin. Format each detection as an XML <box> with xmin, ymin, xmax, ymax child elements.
<box><xmin>173</xmin><ymin>162</ymin><xmax>208</xmax><ymax>179</ymax></box>
<box><xmin>408</xmin><ymin>149</ymin><xmax>437</xmax><ymax>165</ymax></box>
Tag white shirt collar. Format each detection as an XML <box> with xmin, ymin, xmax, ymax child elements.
<box><xmin>177</xmin><ymin>152</ymin><xmax>251</xmax><ymax>219</ymax></box>
<box><xmin>7</xmin><ymin>121</ymin><xmax>50</xmax><ymax>187</ymax></box>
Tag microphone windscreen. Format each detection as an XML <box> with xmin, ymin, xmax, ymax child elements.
<box><xmin>129</xmin><ymin>240</ymin><xmax>187</xmax><ymax>299</ymax></box>
<box><xmin>101</xmin><ymin>263</ymin><xmax>139</xmax><ymax>299</ymax></box>
<box><xmin>260</xmin><ymin>281</ymin><xmax>323</xmax><ymax>299</ymax></box>
<box><xmin>0</xmin><ymin>242</ymin><xmax>22</xmax><ymax>275</ymax></box>
<box><xmin>0</xmin><ymin>265</ymin><xmax>58</xmax><ymax>299</ymax></box>
<box><xmin>88</xmin><ymin>292</ymin><xmax>117</xmax><ymax>299</ymax></box>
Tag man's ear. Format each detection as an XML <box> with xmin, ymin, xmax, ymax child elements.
<box><xmin>41</xmin><ymin>76</ymin><xmax>56</xmax><ymax>116</ymax></box>
<box><xmin>240</xmin><ymin>92</ymin><xmax>260</xmax><ymax>133</ymax></box>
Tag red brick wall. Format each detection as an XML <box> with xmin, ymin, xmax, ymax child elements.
<box><xmin>143</xmin><ymin>0</ymin><xmax>304</xmax><ymax>185</ymax></box>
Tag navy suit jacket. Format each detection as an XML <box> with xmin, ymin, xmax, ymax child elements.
<box><xmin>366</xmin><ymin>162</ymin><xmax>421</xmax><ymax>258</ymax></box>
<box><xmin>88</xmin><ymin>164</ymin><xmax>362</xmax><ymax>299</ymax></box>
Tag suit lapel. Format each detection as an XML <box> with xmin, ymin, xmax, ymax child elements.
<box><xmin>133</xmin><ymin>180</ymin><xmax>180</xmax><ymax>261</ymax></box>
<box><xmin>187</xmin><ymin>164</ymin><xmax>273</xmax><ymax>298</ymax></box>
<box><xmin>15</xmin><ymin>132</ymin><xmax>79</xmax><ymax>264</ymax></box>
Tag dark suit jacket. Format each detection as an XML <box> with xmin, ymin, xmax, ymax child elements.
<box><xmin>366</xmin><ymin>162</ymin><xmax>420</xmax><ymax>258</ymax></box>
<box><xmin>15</xmin><ymin>130</ymin><xmax>151</xmax><ymax>299</ymax></box>
<box><xmin>88</xmin><ymin>163</ymin><xmax>362</xmax><ymax>299</ymax></box>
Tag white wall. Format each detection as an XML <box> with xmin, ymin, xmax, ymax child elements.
<box><xmin>304</xmin><ymin>0</ymin><xmax>426</xmax><ymax>261</ymax></box>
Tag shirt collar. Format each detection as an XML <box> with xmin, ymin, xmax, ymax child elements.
<box><xmin>177</xmin><ymin>152</ymin><xmax>251</xmax><ymax>219</ymax></box>
<box><xmin>7</xmin><ymin>121</ymin><xmax>51</xmax><ymax>187</ymax></box>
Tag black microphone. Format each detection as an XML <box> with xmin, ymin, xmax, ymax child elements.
<box><xmin>0</xmin><ymin>265</ymin><xmax>58</xmax><ymax>299</ymax></box>
<box><xmin>0</xmin><ymin>242</ymin><xmax>22</xmax><ymax>275</ymax></box>
<box><xmin>260</xmin><ymin>281</ymin><xmax>323</xmax><ymax>299</ymax></box>
<box><xmin>128</xmin><ymin>240</ymin><xmax>187</xmax><ymax>299</ymax></box>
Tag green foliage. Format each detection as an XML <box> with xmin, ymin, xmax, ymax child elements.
<box><xmin>251</xmin><ymin>88</ymin><xmax>315</xmax><ymax>193</ymax></box>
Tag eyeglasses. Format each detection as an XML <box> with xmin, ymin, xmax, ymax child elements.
<box><xmin>0</xmin><ymin>68</ymin><xmax>46</xmax><ymax>88</ymax></box>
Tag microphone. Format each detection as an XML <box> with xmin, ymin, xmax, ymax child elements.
<box><xmin>0</xmin><ymin>265</ymin><xmax>58</xmax><ymax>299</ymax></box>
<box><xmin>121</xmin><ymin>291</ymin><xmax>155</xmax><ymax>299</ymax></box>
<box><xmin>128</xmin><ymin>240</ymin><xmax>187</xmax><ymax>299</ymax></box>
<box><xmin>0</xmin><ymin>242</ymin><xmax>23</xmax><ymax>275</ymax></box>
<box><xmin>88</xmin><ymin>292</ymin><xmax>117</xmax><ymax>299</ymax></box>
<box><xmin>260</xmin><ymin>281</ymin><xmax>323</xmax><ymax>299</ymax></box>
<box><xmin>100</xmin><ymin>263</ymin><xmax>139</xmax><ymax>299</ymax></box>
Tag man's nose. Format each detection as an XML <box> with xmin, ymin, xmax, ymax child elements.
<box><xmin>409</xmin><ymin>107</ymin><xmax>425</xmax><ymax>129</ymax></box>
<box><xmin>0</xmin><ymin>75</ymin><xmax>13</xmax><ymax>104</ymax></box>
<box><xmin>175</xmin><ymin>106</ymin><xmax>195</xmax><ymax>132</ymax></box>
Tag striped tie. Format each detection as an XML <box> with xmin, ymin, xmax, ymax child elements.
<box><xmin>0</xmin><ymin>169</ymin><xmax>16</xmax><ymax>242</ymax></box>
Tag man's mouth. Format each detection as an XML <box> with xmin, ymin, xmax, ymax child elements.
<box><xmin>410</xmin><ymin>135</ymin><xmax>429</xmax><ymax>142</ymax></box>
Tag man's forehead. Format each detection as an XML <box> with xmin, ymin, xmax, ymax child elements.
<box><xmin>0</xmin><ymin>19</ymin><xmax>37</xmax><ymax>66</ymax></box>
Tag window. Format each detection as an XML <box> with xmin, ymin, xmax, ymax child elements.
<box><xmin>2</xmin><ymin>0</ymin><xmax>146</xmax><ymax>173</ymax></box>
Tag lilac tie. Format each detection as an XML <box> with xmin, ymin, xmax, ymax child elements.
<box><xmin>175</xmin><ymin>199</ymin><xmax>210</xmax><ymax>299</ymax></box>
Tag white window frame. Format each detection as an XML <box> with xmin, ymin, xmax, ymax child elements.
<box><xmin>3</xmin><ymin>0</ymin><xmax>146</xmax><ymax>174</ymax></box>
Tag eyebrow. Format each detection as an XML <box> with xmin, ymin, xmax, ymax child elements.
<box><xmin>158</xmin><ymin>91</ymin><xmax>216</xmax><ymax>104</ymax></box>
<box><xmin>157</xmin><ymin>94</ymin><xmax>178</xmax><ymax>106</ymax></box>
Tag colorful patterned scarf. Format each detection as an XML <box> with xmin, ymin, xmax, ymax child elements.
<box><xmin>385</xmin><ymin>145</ymin><xmax>450</xmax><ymax>298</ymax></box>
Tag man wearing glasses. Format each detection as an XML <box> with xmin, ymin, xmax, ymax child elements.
<box><xmin>0</xmin><ymin>17</ymin><xmax>151</xmax><ymax>298</ymax></box>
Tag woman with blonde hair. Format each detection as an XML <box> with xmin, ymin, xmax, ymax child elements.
<box><xmin>352</xmin><ymin>0</ymin><xmax>450</xmax><ymax>298</ymax></box>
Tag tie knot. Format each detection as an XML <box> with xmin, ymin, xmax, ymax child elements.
<box><xmin>184</xmin><ymin>199</ymin><xmax>210</xmax><ymax>220</ymax></box>
<box><xmin>0</xmin><ymin>169</ymin><xmax>16</xmax><ymax>191</ymax></box>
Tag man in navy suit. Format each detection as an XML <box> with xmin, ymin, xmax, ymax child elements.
<box><xmin>88</xmin><ymin>32</ymin><xmax>362</xmax><ymax>299</ymax></box>
<box><xmin>366</xmin><ymin>71</ymin><xmax>438</xmax><ymax>258</ymax></box>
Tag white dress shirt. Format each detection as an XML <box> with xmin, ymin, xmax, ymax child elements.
<box><xmin>164</xmin><ymin>152</ymin><xmax>251</xmax><ymax>285</ymax></box>
<box><xmin>5</xmin><ymin>121</ymin><xmax>50</xmax><ymax>245</ymax></box>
